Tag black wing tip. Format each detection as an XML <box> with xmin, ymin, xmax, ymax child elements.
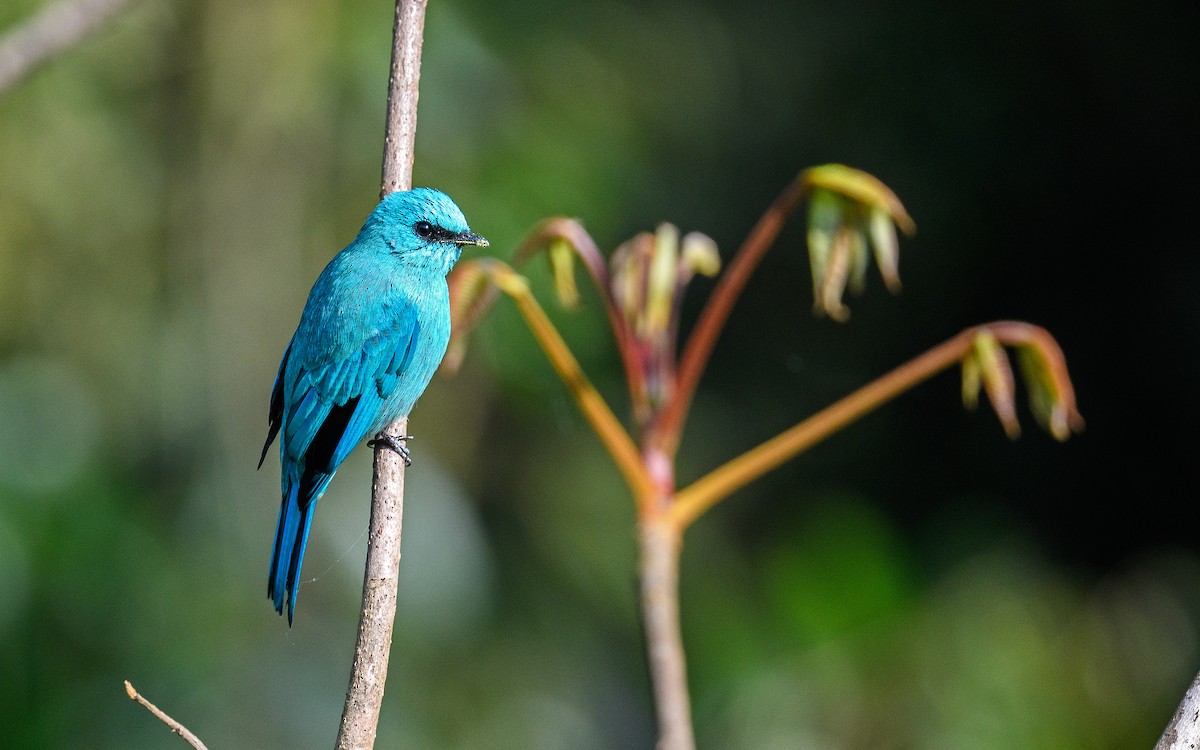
<box><xmin>258</xmin><ymin>420</ymin><xmax>280</xmax><ymax>469</ymax></box>
<box><xmin>260</xmin><ymin>344</ymin><xmax>289</xmax><ymax>469</ymax></box>
<box><xmin>267</xmin><ymin>586</ymin><xmax>295</xmax><ymax>626</ymax></box>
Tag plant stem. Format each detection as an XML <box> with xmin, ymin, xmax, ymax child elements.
<box><xmin>335</xmin><ymin>1</ymin><xmax>427</xmax><ymax>747</ymax></box>
<box><xmin>639</xmin><ymin>515</ymin><xmax>695</xmax><ymax>750</ymax></box>
<box><xmin>660</xmin><ymin>172</ymin><xmax>810</xmax><ymax>453</ymax></box>
<box><xmin>670</xmin><ymin>321</ymin><xmax>1064</xmax><ymax>528</ymax></box>
<box><xmin>486</xmin><ymin>260</ymin><xmax>655</xmax><ymax>503</ymax></box>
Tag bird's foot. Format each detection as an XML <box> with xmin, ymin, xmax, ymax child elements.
<box><xmin>368</xmin><ymin>433</ymin><xmax>413</xmax><ymax>467</ymax></box>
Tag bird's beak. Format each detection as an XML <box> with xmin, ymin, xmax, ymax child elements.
<box><xmin>454</xmin><ymin>231</ymin><xmax>489</xmax><ymax>248</ymax></box>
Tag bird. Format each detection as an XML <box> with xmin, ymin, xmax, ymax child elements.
<box><xmin>258</xmin><ymin>187</ymin><xmax>487</xmax><ymax>624</ymax></box>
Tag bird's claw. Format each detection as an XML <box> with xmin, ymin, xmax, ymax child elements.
<box><xmin>368</xmin><ymin>433</ymin><xmax>413</xmax><ymax>467</ymax></box>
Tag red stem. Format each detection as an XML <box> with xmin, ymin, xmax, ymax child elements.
<box><xmin>657</xmin><ymin>173</ymin><xmax>810</xmax><ymax>453</ymax></box>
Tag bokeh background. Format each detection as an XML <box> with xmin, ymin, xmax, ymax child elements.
<box><xmin>2</xmin><ymin>0</ymin><xmax>1197</xmax><ymax>747</ymax></box>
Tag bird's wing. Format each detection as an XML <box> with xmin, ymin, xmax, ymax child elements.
<box><xmin>281</xmin><ymin>302</ymin><xmax>421</xmax><ymax>478</ymax></box>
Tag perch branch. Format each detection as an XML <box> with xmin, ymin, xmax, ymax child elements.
<box><xmin>335</xmin><ymin>1</ymin><xmax>427</xmax><ymax>748</ymax></box>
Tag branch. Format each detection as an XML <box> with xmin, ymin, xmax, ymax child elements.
<box><xmin>337</xmin><ymin>420</ymin><xmax>409</xmax><ymax>750</ymax></box>
<box><xmin>123</xmin><ymin>680</ymin><xmax>209</xmax><ymax>750</ymax></box>
<box><xmin>1157</xmin><ymin>671</ymin><xmax>1200</xmax><ymax>750</ymax></box>
<box><xmin>378</xmin><ymin>0</ymin><xmax>426</xmax><ymax>196</ymax></box>
<box><xmin>336</xmin><ymin>1</ymin><xmax>427</xmax><ymax>748</ymax></box>
<box><xmin>0</xmin><ymin>0</ymin><xmax>135</xmax><ymax>94</ymax></box>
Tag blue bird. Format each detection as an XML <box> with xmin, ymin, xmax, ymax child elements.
<box><xmin>259</xmin><ymin>188</ymin><xmax>487</xmax><ymax>623</ymax></box>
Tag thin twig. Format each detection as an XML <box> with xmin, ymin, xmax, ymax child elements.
<box><xmin>335</xmin><ymin>1</ymin><xmax>427</xmax><ymax>748</ymax></box>
<box><xmin>123</xmin><ymin>680</ymin><xmax>209</xmax><ymax>750</ymax></box>
<box><xmin>0</xmin><ymin>0</ymin><xmax>136</xmax><ymax>94</ymax></box>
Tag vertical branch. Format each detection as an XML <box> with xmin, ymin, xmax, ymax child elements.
<box><xmin>639</xmin><ymin>516</ymin><xmax>695</xmax><ymax>750</ymax></box>
<box><xmin>337</xmin><ymin>415</ymin><xmax>410</xmax><ymax>750</ymax></box>
<box><xmin>336</xmin><ymin>1</ymin><xmax>427</xmax><ymax>749</ymax></box>
<box><xmin>379</xmin><ymin>0</ymin><xmax>427</xmax><ymax>196</ymax></box>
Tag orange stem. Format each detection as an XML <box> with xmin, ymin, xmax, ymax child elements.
<box><xmin>489</xmin><ymin>264</ymin><xmax>656</xmax><ymax>504</ymax></box>
<box><xmin>670</xmin><ymin>321</ymin><xmax>1065</xmax><ymax>528</ymax></box>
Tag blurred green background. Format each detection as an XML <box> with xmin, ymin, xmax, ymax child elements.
<box><xmin>1</xmin><ymin>0</ymin><xmax>1197</xmax><ymax>747</ymax></box>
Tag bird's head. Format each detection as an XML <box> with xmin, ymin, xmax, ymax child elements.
<box><xmin>366</xmin><ymin>187</ymin><xmax>489</xmax><ymax>275</ymax></box>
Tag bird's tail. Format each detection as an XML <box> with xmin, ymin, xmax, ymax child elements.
<box><xmin>268</xmin><ymin>470</ymin><xmax>317</xmax><ymax>625</ymax></box>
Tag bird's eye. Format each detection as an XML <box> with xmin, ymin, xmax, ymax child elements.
<box><xmin>414</xmin><ymin>221</ymin><xmax>433</xmax><ymax>238</ymax></box>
